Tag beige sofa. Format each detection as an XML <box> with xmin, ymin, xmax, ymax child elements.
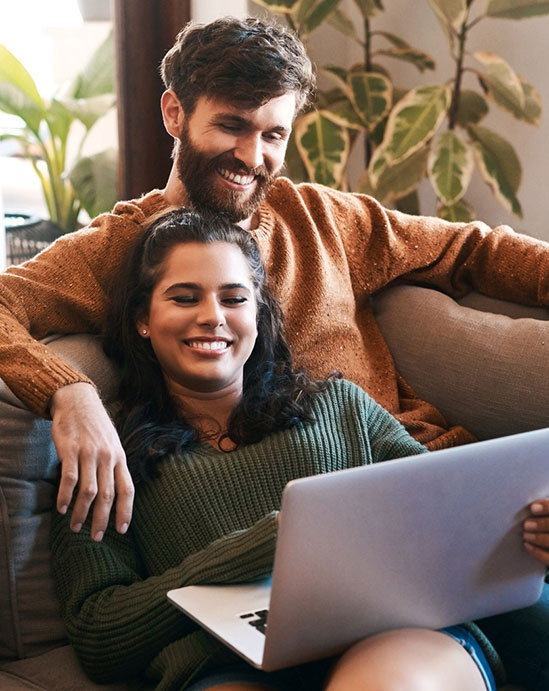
<box><xmin>1</xmin><ymin>284</ymin><xmax>548</xmax><ymax>690</ymax></box>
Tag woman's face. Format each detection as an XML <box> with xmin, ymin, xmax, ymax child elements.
<box><xmin>137</xmin><ymin>241</ymin><xmax>258</xmax><ymax>396</ymax></box>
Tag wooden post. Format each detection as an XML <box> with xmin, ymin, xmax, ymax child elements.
<box><xmin>113</xmin><ymin>0</ymin><xmax>191</xmax><ymax>200</ymax></box>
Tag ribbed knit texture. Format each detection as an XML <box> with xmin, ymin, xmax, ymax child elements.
<box><xmin>2</xmin><ymin>179</ymin><xmax>548</xmax><ymax>445</ymax></box>
<box><xmin>51</xmin><ymin>379</ymin><xmax>455</xmax><ymax>689</ymax></box>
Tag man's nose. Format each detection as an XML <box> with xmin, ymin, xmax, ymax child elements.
<box><xmin>234</xmin><ymin>134</ymin><xmax>264</xmax><ymax>170</ymax></box>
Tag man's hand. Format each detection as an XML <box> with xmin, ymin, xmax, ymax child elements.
<box><xmin>50</xmin><ymin>382</ymin><xmax>134</xmax><ymax>541</ymax></box>
<box><xmin>523</xmin><ymin>499</ymin><xmax>549</xmax><ymax>565</ymax></box>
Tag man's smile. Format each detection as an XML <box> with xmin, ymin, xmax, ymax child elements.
<box><xmin>217</xmin><ymin>166</ymin><xmax>256</xmax><ymax>187</ymax></box>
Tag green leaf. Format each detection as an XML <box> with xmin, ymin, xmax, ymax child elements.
<box><xmin>294</xmin><ymin>110</ymin><xmax>350</xmax><ymax>187</ymax></box>
<box><xmin>519</xmin><ymin>79</ymin><xmax>542</xmax><ymax>125</ymax></box>
<box><xmin>327</xmin><ymin>7</ymin><xmax>360</xmax><ymax>40</ymax></box>
<box><xmin>250</xmin><ymin>0</ymin><xmax>300</xmax><ymax>13</ymax></box>
<box><xmin>468</xmin><ymin>125</ymin><xmax>522</xmax><ymax>217</ymax></box>
<box><xmin>296</xmin><ymin>0</ymin><xmax>341</xmax><ymax>34</ymax></box>
<box><xmin>47</xmin><ymin>98</ymin><xmax>73</xmax><ymax>146</ymax></box>
<box><xmin>347</xmin><ymin>72</ymin><xmax>392</xmax><ymax>129</ymax></box>
<box><xmin>0</xmin><ymin>45</ymin><xmax>44</xmax><ymax>108</ymax></box>
<box><xmin>0</xmin><ymin>45</ymin><xmax>46</xmax><ymax>133</ymax></box>
<box><xmin>323</xmin><ymin>65</ymin><xmax>350</xmax><ymax>91</ymax></box>
<box><xmin>0</xmin><ymin>82</ymin><xmax>44</xmax><ymax>136</ymax></box>
<box><xmin>370</xmin><ymin>147</ymin><xmax>429</xmax><ymax>204</ymax></box>
<box><xmin>486</xmin><ymin>0</ymin><xmax>549</xmax><ymax>19</ymax></box>
<box><xmin>374</xmin><ymin>84</ymin><xmax>451</xmax><ymax>172</ymax></box>
<box><xmin>427</xmin><ymin>0</ymin><xmax>468</xmax><ymax>30</ymax></box>
<box><xmin>284</xmin><ymin>131</ymin><xmax>309</xmax><ymax>182</ymax></box>
<box><xmin>474</xmin><ymin>51</ymin><xmax>525</xmax><ymax>116</ymax></box>
<box><xmin>324</xmin><ymin>101</ymin><xmax>366</xmax><ymax>130</ymax></box>
<box><xmin>352</xmin><ymin>0</ymin><xmax>384</xmax><ymax>18</ymax></box>
<box><xmin>396</xmin><ymin>190</ymin><xmax>421</xmax><ymax>215</ymax></box>
<box><xmin>455</xmin><ymin>90</ymin><xmax>489</xmax><ymax>126</ymax></box>
<box><xmin>65</xmin><ymin>31</ymin><xmax>114</xmax><ymax>99</ymax></box>
<box><xmin>55</xmin><ymin>94</ymin><xmax>115</xmax><ymax>131</ymax></box>
<box><xmin>377</xmin><ymin>47</ymin><xmax>437</xmax><ymax>73</ymax></box>
<box><xmin>69</xmin><ymin>148</ymin><xmax>118</xmax><ymax>218</ymax></box>
<box><xmin>438</xmin><ymin>199</ymin><xmax>475</xmax><ymax>222</ymax></box>
<box><xmin>428</xmin><ymin>130</ymin><xmax>473</xmax><ymax>204</ymax></box>
<box><xmin>376</xmin><ymin>32</ymin><xmax>435</xmax><ymax>72</ymax></box>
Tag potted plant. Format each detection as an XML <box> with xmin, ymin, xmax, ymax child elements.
<box><xmin>252</xmin><ymin>0</ymin><xmax>549</xmax><ymax>221</ymax></box>
<box><xmin>0</xmin><ymin>30</ymin><xmax>117</xmax><ymax>261</ymax></box>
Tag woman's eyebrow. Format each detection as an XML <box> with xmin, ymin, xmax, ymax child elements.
<box><xmin>162</xmin><ymin>282</ymin><xmax>200</xmax><ymax>294</ymax></box>
<box><xmin>162</xmin><ymin>282</ymin><xmax>251</xmax><ymax>294</ymax></box>
<box><xmin>221</xmin><ymin>283</ymin><xmax>251</xmax><ymax>291</ymax></box>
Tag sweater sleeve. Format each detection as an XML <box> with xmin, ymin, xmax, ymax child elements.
<box><xmin>50</xmin><ymin>508</ymin><xmax>278</xmax><ymax>682</ymax></box>
<box><xmin>0</xmin><ymin>193</ymin><xmax>167</xmax><ymax>416</ymax></box>
<box><xmin>301</xmin><ymin>184</ymin><xmax>549</xmax><ymax>306</ymax></box>
<box><xmin>344</xmin><ymin>381</ymin><xmax>428</xmax><ymax>462</ymax></box>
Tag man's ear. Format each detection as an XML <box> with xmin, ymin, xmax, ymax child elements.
<box><xmin>161</xmin><ymin>89</ymin><xmax>185</xmax><ymax>138</ymax></box>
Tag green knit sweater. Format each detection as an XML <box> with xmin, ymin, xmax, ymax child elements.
<box><xmin>50</xmin><ymin>380</ymin><xmax>501</xmax><ymax>689</ymax></box>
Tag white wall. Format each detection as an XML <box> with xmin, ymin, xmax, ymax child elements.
<box><xmin>248</xmin><ymin>0</ymin><xmax>549</xmax><ymax>241</ymax></box>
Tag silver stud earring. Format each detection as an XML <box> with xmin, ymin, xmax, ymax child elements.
<box><xmin>142</xmin><ymin>329</ymin><xmax>148</xmax><ymax>335</ymax></box>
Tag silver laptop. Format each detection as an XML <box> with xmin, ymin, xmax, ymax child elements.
<box><xmin>168</xmin><ymin>427</ymin><xmax>549</xmax><ymax>671</ymax></box>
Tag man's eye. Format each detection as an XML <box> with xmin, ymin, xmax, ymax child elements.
<box><xmin>220</xmin><ymin>123</ymin><xmax>239</xmax><ymax>133</ymax></box>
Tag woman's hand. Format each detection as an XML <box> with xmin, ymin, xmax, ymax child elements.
<box><xmin>523</xmin><ymin>499</ymin><xmax>549</xmax><ymax>565</ymax></box>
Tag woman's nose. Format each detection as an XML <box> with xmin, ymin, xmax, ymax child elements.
<box><xmin>197</xmin><ymin>298</ymin><xmax>225</xmax><ymax>327</ymax></box>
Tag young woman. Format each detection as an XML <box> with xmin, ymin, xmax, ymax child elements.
<box><xmin>50</xmin><ymin>209</ymin><xmax>547</xmax><ymax>691</ymax></box>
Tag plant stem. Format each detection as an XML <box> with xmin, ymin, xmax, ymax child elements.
<box><xmin>364</xmin><ymin>18</ymin><xmax>373</xmax><ymax>167</ymax></box>
<box><xmin>447</xmin><ymin>13</ymin><xmax>469</xmax><ymax>130</ymax></box>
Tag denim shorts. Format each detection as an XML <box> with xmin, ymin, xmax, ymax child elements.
<box><xmin>442</xmin><ymin>625</ymin><xmax>497</xmax><ymax>691</ymax></box>
<box><xmin>186</xmin><ymin>625</ymin><xmax>496</xmax><ymax>691</ymax></box>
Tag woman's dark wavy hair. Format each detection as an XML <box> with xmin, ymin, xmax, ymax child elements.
<box><xmin>104</xmin><ymin>208</ymin><xmax>324</xmax><ymax>483</ymax></box>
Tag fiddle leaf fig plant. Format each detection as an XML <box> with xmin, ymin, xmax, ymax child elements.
<box><xmin>252</xmin><ymin>0</ymin><xmax>549</xmax><ymax>220</ymax></box>
<box><xmin>0</xmin><ymin>31</ymin><xmax>117</xmax><ymax>233</ymax></box>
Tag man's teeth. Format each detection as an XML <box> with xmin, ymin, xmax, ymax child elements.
<box><xmin>218</xmin><ymin>167</ymin><xmax>255</xmax><ymax>185</ymax></box>
<box><xmin>188</xmin><ymin>340</ymin><xmax>229</xmax><ymax>350</ymax></box>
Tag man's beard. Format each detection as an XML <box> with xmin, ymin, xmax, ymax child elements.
<box><xmin>175</xmin><ymin>123</ymin><xmax>279</xmax><ymax>223</ymax></box>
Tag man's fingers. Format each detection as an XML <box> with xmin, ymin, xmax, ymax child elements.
<box><xmin>90</xmin><ymin>456</ymin><xmax>117</xmax><ymax>541</ymax></box>
<box><xmin>49</xmin><ymin>383</ymin><xmax>135</xmax><ymax>538</ymax></box>
<box><xmin>69</xmin><ymin>454</ymin><xmax>99</xmax><ymax>532</ymax></box>
<box><xmin>56</xmin><ymin>453</ymin><xmax>79</xmax><ymax>515</ymax></box>
<box><xmin>113</xmin><ymin>462</ymin><xmax>135</xmax><ymax>535</ymax></box>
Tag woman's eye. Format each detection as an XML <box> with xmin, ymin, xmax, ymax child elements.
<box><xmin>223</xmin><ymin>296</ymin><xmax>247</xmax><ymax>305</ymax></box>
<box><xmin>172</xmin><ymin>295</ymin><xmax>196</xmax><ymax>304</ymax></box>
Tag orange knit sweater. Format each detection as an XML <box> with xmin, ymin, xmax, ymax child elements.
<box><xmin>1</xmin><ymin>178</ymin><xmax>548</xmax><ymax>448</ymax></box>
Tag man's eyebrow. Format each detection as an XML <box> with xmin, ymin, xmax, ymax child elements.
<box><xmin>213</xmin><ymin>113</ymin><xmax>290</xmax><ymax>134</ymax></box>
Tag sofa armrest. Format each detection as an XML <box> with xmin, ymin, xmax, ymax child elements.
<box><xmin>0</xmin><ymin>335</ymin><xmax>118</xmax><ymax>661</ymax></box>
<box><xmin>373</xmin><ymin>285</ymin><xmax>549</xmax><ymax>441</ymax></box>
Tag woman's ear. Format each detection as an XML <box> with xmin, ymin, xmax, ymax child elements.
<box><xmin>136</xmin><ymin>318</ymin><xmax>151</xmax><ymax>339</ymax></box>
<box><xmin>161</xmin><ymin>89</ymin><xmax>185</xmax><ymax>139</ymax></box>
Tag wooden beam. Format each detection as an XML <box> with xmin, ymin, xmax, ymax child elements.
<box><xmin>113</xmin><ymin>0</ymin><xmax>191</xmax><ymax>200</ymax></box>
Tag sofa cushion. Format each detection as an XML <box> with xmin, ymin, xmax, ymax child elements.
<box><xmin>0</xmin><ymin>645</ymin><xmax>131</xmax><ymax>690</ymax></box>
<box><xmin>374</xmin><ymin>285</ymin><xmax>549</xmax><ymax>441</ymax></box>
<box><xmin>0</xmin><ymin>335</ymin><xmax>118</xmax><ymax>660</ymax></box>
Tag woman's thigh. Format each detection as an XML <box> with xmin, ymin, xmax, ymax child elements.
<box><xmin>324</xmin><ymin>628</ymin><xmax>489</xmax><ymax>691</ymax></box>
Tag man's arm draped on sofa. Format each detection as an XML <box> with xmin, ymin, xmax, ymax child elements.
<box><xmin>1</xmin><ymin>14</ymin><xmax>549</xmax><ymax>541</ymax></box>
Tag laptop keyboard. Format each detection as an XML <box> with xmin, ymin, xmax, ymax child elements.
<box><xmin>239</xmin><ymin>608</ymin><xmax>269</xmax><ymax>635</ymax></box>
